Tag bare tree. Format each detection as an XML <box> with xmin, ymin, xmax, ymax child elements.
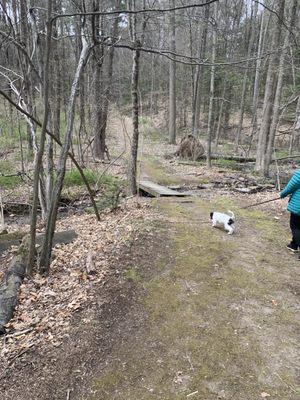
<box><xmin>92</xmin><ymin>1</ymin><xmax>105</xmax><ymax>160</ymax></box>
<box><xmin>264</xmin><ymin>0</ymin><xmax>298</xmax><ymax>175</ymax></box>
<box><xmin>129</xmin><ymin>0</ymin><xmax>142</xmax><ymax>195</ymax></box>
<box><xmin>206</xmin><ymin>5</ymin><xmax>217</xmax><ymax>168</ymax></box>
<box><xmin>193</xmin><ymin>5</ymin><xmax>209</xmax><ymax>136</ymax></box>
<box><xmin>27</xmin><ymin>0</ymin><xmax>53</xmax><ymax>275</ymax></box>
<box><xmin>38</xmin><ymin>30</ymin><xmax>91</xmax><ymax>274</ymax></box>
<box><xmin>250</xmin><ymin>4</ymin><xmax>266</xmax><ymax>140</ymax></box>
<box><xmin>255</xmin><ymin>0</ymin><xmax>286</xmax><ymax>175</ymax></box>
<box><xmin>97</xmin><ymin>0</ymin><xmax>121</xmax><ymax>161</ymax></box>
<box><xmin>235</xmin><ymin>1</ymin><xmax>257</xmax><ymax>150</ymax></box>
<box><xmin>289</xmin><ymin>96</ymin><xmax>300</xmax><ymax>155</ymax></box>
<box><xmin>168</xmin><ymin>0</ymin><xmax>176</xmax><ymax>144</ymax></box>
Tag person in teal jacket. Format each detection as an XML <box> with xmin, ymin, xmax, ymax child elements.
<box><xmin>280</xmin><ymin>169</ymin><xmax>300</xmax><ymax>253</ymax></box>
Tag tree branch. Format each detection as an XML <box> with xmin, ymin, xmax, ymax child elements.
<box><xmin>253</xmin><ymin>0</ymin><xmax>298</xmax><ymax>45</ymax></box>
<box><xmin>50</xmin><ymin>0</ymin><xmax>219</xmax><ymax>21</ymax></box>
<box><xmin>0</xmin><ymin>30</ymin><xmax>42</xmax><ymax>83</ymax></box>
<box><xmin>0</xmin><ymin>88</ymin><xmax>100</xmax><ymax>222</ymax></box>
<box><xmin>105</xmin><ymin>41</ymin><xmax>273</xmax><ymax>67</ymax></box>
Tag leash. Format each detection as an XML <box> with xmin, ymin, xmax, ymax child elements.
<box><xmin>242</xmin><ymin>196</ymin><xmax>282</xmax><ymax>209</ymax></box>
<box><xmin>166</xmin><ymin>219</ymin><xmax>211</xmax><ymax>224</ymax></box>
<box><xmin>166</xmin><ymin>196</ymin><xmax>283</xmax><ymax>224</ymax></box>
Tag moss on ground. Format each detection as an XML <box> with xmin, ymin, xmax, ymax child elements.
<box><xmin>0</xmin><ymin>160</ymin><xmax>23</xmax><ymax>189</ymax></box>
<box><xmin>143</xmin><ymin>157</ymin><xmax>181</xmax><ymax>186</ymax></box>
<box><xmin>215</xmin><ymin>158</ymin><xmax>239</xmax><ymax>170</ymax></box>
<box><xmin>239</xmin><ymin>208</ymin><xmax>288</xmax><ymax>244</ymax></box>
<box><xmin>90</xmin><ymin>196</ymin><xmax>299</xmax><ymax>400</ymax></box>
<box><xmin>0</xmin><ymin>231</ymin><xmax>26</xmax><ymax>242</ymax></box>
<box><xmin>123</xmin><ymin>267</ymin><xmax>141</xmax><ymax>283</ymax></box>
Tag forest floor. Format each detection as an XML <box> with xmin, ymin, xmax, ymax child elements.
<box><xmin>1</xmin><ymin>117</ymin><xmax>300</xmax><ymax>399</ymax></box>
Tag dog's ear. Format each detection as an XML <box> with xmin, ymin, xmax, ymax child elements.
<box><xmin>210</xmin><ymin>212</ymin><xmax>214</xmax><ymax>219</ymax></box>
<box><xmin>228</xmin><ymin>210</ymin><xmax>235</xmax><ymax>220</ymax></box>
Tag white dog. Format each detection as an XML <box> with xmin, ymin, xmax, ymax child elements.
<box><xmin>210</xmin><ymin>210</ymin><xmax>235</xmax><ymax>235</ymax></box>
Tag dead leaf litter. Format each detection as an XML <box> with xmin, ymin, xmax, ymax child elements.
<box><xmin>0</xmin><ymin>200</ymin><xmax>155</xmax><ymax>372</ymax></box>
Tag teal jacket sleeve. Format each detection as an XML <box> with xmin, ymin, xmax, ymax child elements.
<box><xmin>280</xmin><ymin>171</ymin><xmax>300</xmax><ymax>198</ymax></box>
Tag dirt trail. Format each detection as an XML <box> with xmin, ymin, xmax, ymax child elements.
<box><xmin>2</xmin><ymin>189</ymin><xmax>299</xmax><ymax>400</ymax></box>
<box><xmin>2</xmin><ymin>117</ymin><xmax>300</xmax><ymax>399</ymax></box>
<box><xmin>85</xmin><ymin>123</ymin><xmax>300</xmax><ymax>398</ymax></box>
<box><xmin>83</xmin><ymin>192</ymin><xmax>300</xmax><ymax>400</ymax></box>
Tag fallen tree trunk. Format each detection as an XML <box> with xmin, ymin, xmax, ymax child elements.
<box><xmin>0</xmin><ymin>230</ymin><xmax>77</xmax><ymax>334</ymax></box>
<box><xmin>272</xmin><ymin>154</ymin><xmax>300</xmax><ymax>162</ymax></box>
<box><xmin>3</xmin><ymin>202</ymin><xmax>35</xmax><ymax>215</ymax></box>
<box><xmin>0</xmin><ymin>230</ymin><xmax>77</xmax><ymax>257</ymax></box>
<box><xmin>200</xmin><ymin>154</ymin><xmax>256</xmax><ymax>162</ymax></box>
<box><xmin>177</xmin><ymin>153</ymin><xmax>300</xmax><ymax>164</ymax></box>
<box><xmin>177</xmin><ymin>156</ymin><xmax>255</xmax><ymax>166</ymax></box>
<box><xmin>0</xmin><ymin>236</ymin><xmax>29</xmax><ymax>334</ymax></box>
<box><xmin>213</xmin><ymin>154</ymin><xmax>256</xmax><ymax>162</ymax></box>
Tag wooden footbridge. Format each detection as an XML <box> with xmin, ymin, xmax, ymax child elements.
<box><xmin>138</xmin><ymin>180</ymin><xmax>189</xmax><ymax>197</ymax></box>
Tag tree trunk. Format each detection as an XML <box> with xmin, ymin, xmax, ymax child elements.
<box><xmin>289</xmin><ymin>96</ymin><xmax>300</xmax><ymax>155</ymax></box>
<box><xmin>149</xmin><ymin>54</ymin><xmax>156</xmax><ymax>115</ymax></box>
<box><xmin>264</xmin><ymin>0</ymin><xmax>298</xmax><ymax>175</ymax></box>
<box><xmin>168</xmin><ymin>0</ymin><xmax>176</xmax><ymax>144</ymax></box>
<box><xmin>27</xmin><ymin>0</ymin><xmax>53</xmax><ymax>275</ymax></box>
<box><xmin>235</xmin><ymin>2</ymin><xmax>257</xmax><ymax>150</ymax></box>
<box><xmin>98</xmin><ymin>0</ymin><xmax>121</xmax><ymax>161</ymax></box>
<box><xmin>92</xmin><ymin>5</ymin><xmax>105</xmax><ymax>160</ymax></box>
<box><xmin>52</xmin><ymin>0</ymin><xmax>61</xmax><ymax>141</ymax></box>
<box><xmin>130</xmin><ymin>42</ymin><xmax>141</xmax><ymax>195</ymax></box>
<box><xmin>128</xmin><ymin>0</ymin><xmax>146</xmax><ymax>195</ymax></box>
<box><xmin>193</xmin><ymin>5</ymin><xmax>209</xmax><ymax>135</ymax></box>
<box><xmin>18</xmin><ymin>0</ymin><xmax>33</xmax><ymax>150</ymax></box>
<box><xmin>251</xmin><ymin>6</ymin><xmax>265</xmax><ymax>139</ymax></box>
<box><xmin>77</xmin><ymin>77</ymin><xmax>85</xmax><ymax>166</ymax></box>
<box><xmin>206</xmin><ymin>10</ymin><xmax>217</xmax><ymax>168</ymax></box>
<box><xmin>45</xmin><ymin>0</ymin><xmax>60</xmax><ymax>215</ymax></box>
<box><xmin>214</xmin><ymin>75</ymin><xmax>228</xmax><ymax>151</ymax></box>
<box><xmin>38</xmin><ymin>36</ymin><xmax>91</xmax><ymax>275</ymax></box>
<box><xmin>28</xmin><ymin>7</ymin><xmax>44</xmax><ymax>94</ymax></box>
<box><xmin>255</xmin><ymin>0</ymin><xmax>285</xmax><ymax>174</ymax></box>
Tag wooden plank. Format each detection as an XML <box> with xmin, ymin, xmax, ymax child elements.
<box><xmin>138</xmin><ymin>180</ymin><xmax>187</xmax><ymax>197</ymax></box>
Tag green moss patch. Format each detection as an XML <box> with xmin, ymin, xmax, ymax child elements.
<box><xmin>0</xmin><ymin>160</ymin><xmax>23</xmax><ymax>189</ymax></box>
<box><xmin>89</xmin><ymin>195</ymin><xmax>298</xmax><ymax>399</ymax></box>
<box><xmin>63</xmin><ymin>169</ymin><xmax>100</xmax><ymax>187</ymax></box>
<box><xmin>143</xmin><ymin>157</ymin><xmax>181</xmax><ymax>186</ymax></box>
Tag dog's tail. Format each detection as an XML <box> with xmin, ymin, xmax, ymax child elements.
<box><xmin>210</xmin><ymin>212</ymin><xmax>214</xmax><ymax>220</ymax></box>
<box><xmin>228</xmin><ymin>210</ymin><xmax>235</xmax><ymax>220</ymax></box>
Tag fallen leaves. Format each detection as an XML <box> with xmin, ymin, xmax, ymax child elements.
<box><xmin>0</xmin><ymin>199</ymin><xmax>155</xmax><ymax>373</ymax></box>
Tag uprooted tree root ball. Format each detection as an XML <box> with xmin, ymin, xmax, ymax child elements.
<box><xmin>175</xmin><ymin>134</ymin><xmax>205</xmax><ymax>161</ymax></box>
